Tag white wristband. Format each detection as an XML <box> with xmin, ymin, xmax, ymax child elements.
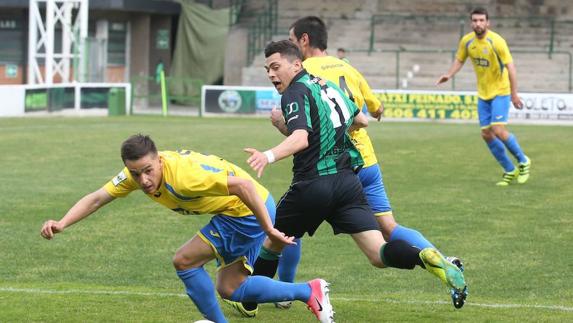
<box><xmin>263</xmin><ymin>150</ymin><xmax>276</xmax><ymax>164</ymax></box>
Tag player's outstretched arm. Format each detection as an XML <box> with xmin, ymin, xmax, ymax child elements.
<box><xmin>227</xmin><ymin>176</ymin><xmax>295</xmax><ymax>246</ymax></box>
<box><xmin>506</xmin><ymin>62</ymin><xmax>523</xmax><ymax>109</ymax></box>
<box><xmin>40</xmin><ymin>188</ymin><xmax>115</xmax><ymax>240</ymax></box>
<box><xmin>244</xmin><ymin>129</ymin><xmax>308</xmax><ymax>178</ymax></box>
<box><xmin>436</xmin><ymin>59</ymin><xmax>464</xmax><ymax>85</ymax></box>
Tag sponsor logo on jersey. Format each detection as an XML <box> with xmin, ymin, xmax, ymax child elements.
<box><xmin>286</xmin><ymin>102</ymin><xmax>299</xmax><ymax>115</ymax></box>
<box><xmin>472</xmin><ymin>57</ymin><xmax>490</xmax><ymax>67</ymax></box>
<box><xmin>287</xmin><ymin>114</ymin><xmax>299</xmax><ymax>124</ymax></box>
<box><xmin>112</xmin><ymin>170</ymin><xmax>127</xmax><ymax>186</ymax></box>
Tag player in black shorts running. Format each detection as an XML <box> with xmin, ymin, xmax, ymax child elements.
<box><xmin>237</xmin><ymin>40</ymin><xmax>466</xmax><ymax>320</ymax></box>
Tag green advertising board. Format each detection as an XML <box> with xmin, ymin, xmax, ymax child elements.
<box><xmin>204</xmin><ymin>89</ymin><xmax>256</xmax><ymax>114</ymax></box>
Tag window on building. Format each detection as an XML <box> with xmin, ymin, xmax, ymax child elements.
<box><xmin>0</xmin><ymin>17</ymin><xmax>24</xmax><ymax>64</ymax></box>
<box><xmin>108</xmin><ymin>22</ymin><xmax>127</xmax><ymax>66</ymax></box>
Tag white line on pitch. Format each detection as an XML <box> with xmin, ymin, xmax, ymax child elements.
<box><xmin>1</xmin><ymin>287</ymin><xmax>572</xmax><ymax>313</ymax></box>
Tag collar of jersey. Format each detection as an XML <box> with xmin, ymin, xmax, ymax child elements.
<box><xmin>290</xmin><ymin>69</ymin><xmax>307</xmax><ymax>85</ymax></box>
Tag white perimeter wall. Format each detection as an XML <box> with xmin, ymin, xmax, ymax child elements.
<box><xmin>0</xmin><ymin>86</ymin><xmax>25</xmax><ymax>116</ymax></box>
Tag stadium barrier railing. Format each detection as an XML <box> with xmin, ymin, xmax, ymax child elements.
<box><xmin>350</xmin><ymin>48</ymin><xmax>572</xmax><ymax>93</ymax></box>
<box><xmin>23</xmin><ymin>83</ymin><xmax>131</xmax><ymax>114</ymax></box>
<box><xmin>254</xmin><ymin>13</ymin><xmax>572</xmax><ymax>91</ymax></box>
<box><xmin>0</xmin><ymin>83</ymin><xmax>131</xmax><ymax>117</ymax></box>
<box><xmin>368</xmin><ymin>14</ymin><xmax>560</xmax><ymax>57</ymax></box>
<box><xmin>229</xmin><ymin>0</ymin><xmax>246</xmax><ymax>26</ymax></box>
<box><xmin>246</xmin><ymin>0</ymin><xmax>278</xmax><ymax>64</ymax></box>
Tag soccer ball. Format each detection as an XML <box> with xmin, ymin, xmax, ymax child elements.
<box><xmin>194</xmin><ymin>320</ymin><xmax>215</xmax><ymax>323</ymax></box>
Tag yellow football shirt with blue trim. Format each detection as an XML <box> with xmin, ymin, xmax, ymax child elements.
<box><xmin>103</xmin><ymin>150</ymin><xmax>269</xmax><ymax>217</ymax></box>
<box><xmin>303</xmin><ymin>56</ymin><xmax>381</xmax><ymax>167</ymax></box>
<box><xmin>456</xmin><ymin>30</ymin><xmax>513</xmax><ymax>100</ymax></box>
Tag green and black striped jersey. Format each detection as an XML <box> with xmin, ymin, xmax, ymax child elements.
<box><xmin>281</xmin><ymin>69</ymin><xmax>364</xmax><ymax>181</ymax></box>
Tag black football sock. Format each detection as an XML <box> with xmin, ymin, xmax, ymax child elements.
<box><xmin>380</xmin><ymin>239</ymin><xmax>424</xmax><ymax>269</ymax></box>
<box><xmin>242</xmin><ymin>247</ymin><xmax>281</xmax><ymax>311</ymax></box>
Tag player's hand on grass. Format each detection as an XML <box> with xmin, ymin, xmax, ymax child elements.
<box><xmin>511</xmin><ymin>94</ymin><xmax>524</xmax><ymax>109</ymax></box>
<box><xmin>244</xmin><ymin>148</ymin><xmax>269</xmax><ymax>178</ymax></box>
<box><xmin>266</xmin><ymin>227</ymin><xmax>296</xmax><ymax>246</ymax></box>
<box><xmin>41</xmin><ymin>220</ymin><xmax>64</xmax><ymax>240</ymax></box>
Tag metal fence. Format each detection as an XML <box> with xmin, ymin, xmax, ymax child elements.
<box><xmin>131</xmin><ymin>76</ymin><xmax>203</xmax><ymax>115</ymax></box>
<box><xmin>246</xmin><ymin>0</ymin><xmax>278</xmax><ymax>64</ymax></box>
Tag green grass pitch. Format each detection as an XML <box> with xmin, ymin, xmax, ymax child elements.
<box><xmin>0</xmin><ymin>116</ymin><xmax>572</xmax><ymax>322</ymax></box>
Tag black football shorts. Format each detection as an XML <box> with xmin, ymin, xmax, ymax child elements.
<box><xmin>275</xmin><ymin>170</ymin><xmax>380</xmax><ymax>238</ymax></box>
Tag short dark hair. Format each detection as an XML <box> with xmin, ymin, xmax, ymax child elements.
<box><xmin>470</xmin><ymin>7</ymin><xmax>489</xmax><ymax>20</ymax></box>
<box><xmin>264</xmin><ymin>40</ymin><xmax>303</xmax><ymax>61</ymax></box>
<box><xmin>289</xmin><ymin>16</ymin><xmax>328</xmax><ymax>51</ymax></box>
<box><xmin>337</xmin><ymin>48</ymin><xmax>346</xmax><ymax>53</ymax></box>
<box><xmin>121</xmin><ymin>134</ymin><xmax>158</xmax><ymax>162</ymax></box>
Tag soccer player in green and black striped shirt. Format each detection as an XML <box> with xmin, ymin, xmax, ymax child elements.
<box><xmin>238</xmin><ymin>41</ymin><xmax>466</xmax><ymax>319</ymax></box>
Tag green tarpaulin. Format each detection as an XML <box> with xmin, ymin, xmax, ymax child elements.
<box><xmin>170</xmin><ymin>1</ymin><xmax>229</xmax><ymax>100</ymax></box>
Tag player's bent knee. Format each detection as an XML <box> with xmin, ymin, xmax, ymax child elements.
<box><xmin>172</xmin><ymin>253</ymin><xmax>194</xmax><ymax>271</ymax></box>
<box><xmin>370</xmin><ymin>254</ymin><xmax>386</xmax><ymax>268</ymax></box>
<box><xmin>364</xmin><ymin>251</ymin><xmax>386</xmax><ymax>268</ymax></box>
<box><xmin>371</xmin><ymin>259</ymin><xmax>386</xmax><ymax>268</ymax></box>
<box><xmin>491</xmin><ymin>125</ymin><xmax>508</xmax><ymax>138</ymax></box>
<box><xmin>376</xmin><ymin>215</ymin><xmax>397</xmax><ymax>238</ymax></box>
<box><xmin>216</xmin><ymin>284</ymin><xmax>236</xmax><ymax>300</ymax></box>
<box><xmin>481</xmin><ymin>129</ymin><xmax>494</xmax><ymax>141</ymax></box>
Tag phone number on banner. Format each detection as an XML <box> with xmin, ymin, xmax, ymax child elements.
<box><xmin>383</xmin><ymin>108</ymin><xmax>478</xmax><ymax>120</ymax></box>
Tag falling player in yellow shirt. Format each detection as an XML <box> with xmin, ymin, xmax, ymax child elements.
<box><xmin>40</xmin><ymin>134</ymin><xmax>334</xmax><ymax>323</ymax></box>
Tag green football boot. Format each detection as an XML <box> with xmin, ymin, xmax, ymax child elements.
<box><xmin>496</xmin><ymin>167</ymin><xmax>519</xmax><ymax>186</ymax></box>
<box><xmin>420</xmin><ymin>248</ymin><xmax>467</xmax><ymax>292</ymax></box>
<box><xmin>447</xmin><ymin>256</ymin><xmax>468</xmax><ymax>309</ymax></box>
<box><xmin>223</xmin><ymin>299</ymin><xmax>258</xmax><ymax>318</ymax></box>
<box><xmin>517</xmin><ymin>156</ymin><xmax>531</xmax><ymax>184</ymax></box>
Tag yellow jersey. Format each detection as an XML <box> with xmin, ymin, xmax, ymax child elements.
<box><xmin>303</xmin><ymin>55</ymin><xmax>381</xmax><ymax>167</ymax></box>
<box><xmin>103</xmin><ymin>150</ymin><xmax>269</xmax><ymax>217</ymax></box>
<box><xmin>456</xmin><ymin>30</ymin><xmax>513</xmax><ymax>100</ymax></box>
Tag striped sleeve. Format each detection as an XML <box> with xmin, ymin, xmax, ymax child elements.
<box><xmin>455</xmin><ymin>35</ymin><xmax>471</xmax><ymax>62</ymax></box>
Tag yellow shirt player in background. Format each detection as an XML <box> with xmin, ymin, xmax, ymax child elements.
<box><xmin>40</xmin><ymin>134</ymin><xmax>333</xmax><ymax>323</ymax></box>
<box><xmin>263</xmin><ymin>16</ymin><xmax>467</xmax><ymax>309</ymax></box>
<box><xmin>336</xmin><ymin>47</ymin><xmax>350</xmax><ymax>63</ymax></box>
<box><xmin>437</xmin><ymin>7</ymin><xmax>531</xmax><ymax>186</ymax></box>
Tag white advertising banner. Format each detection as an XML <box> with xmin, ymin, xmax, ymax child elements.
<box><xmin>513</xmin><ymin>92</ymin><xmax>573</xmax><ymax>120</ymax></box>
<box><xmin>373</xmin><ymin>89</ymin><xmax>573</xmax><ymax>123</ymax></box>
<box><xmin>201</xmin><ymin>86</ymin><xmax>573</xmax><ymax>124</ymax></box>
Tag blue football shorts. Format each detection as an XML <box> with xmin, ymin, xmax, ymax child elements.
<box><xmin>477</xmin><ymin>95</ymin><xmax>510</xmax><ymax>128</ymax></box>
<box><xmin>358</xmin><ymin>164</ymin><xmax>393</xmax><ymax>216</ymax></box>
<box><xmin>198</xmin><ymin>195</ymin><xmax>276</xmax><ymax>273</ymax></box>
